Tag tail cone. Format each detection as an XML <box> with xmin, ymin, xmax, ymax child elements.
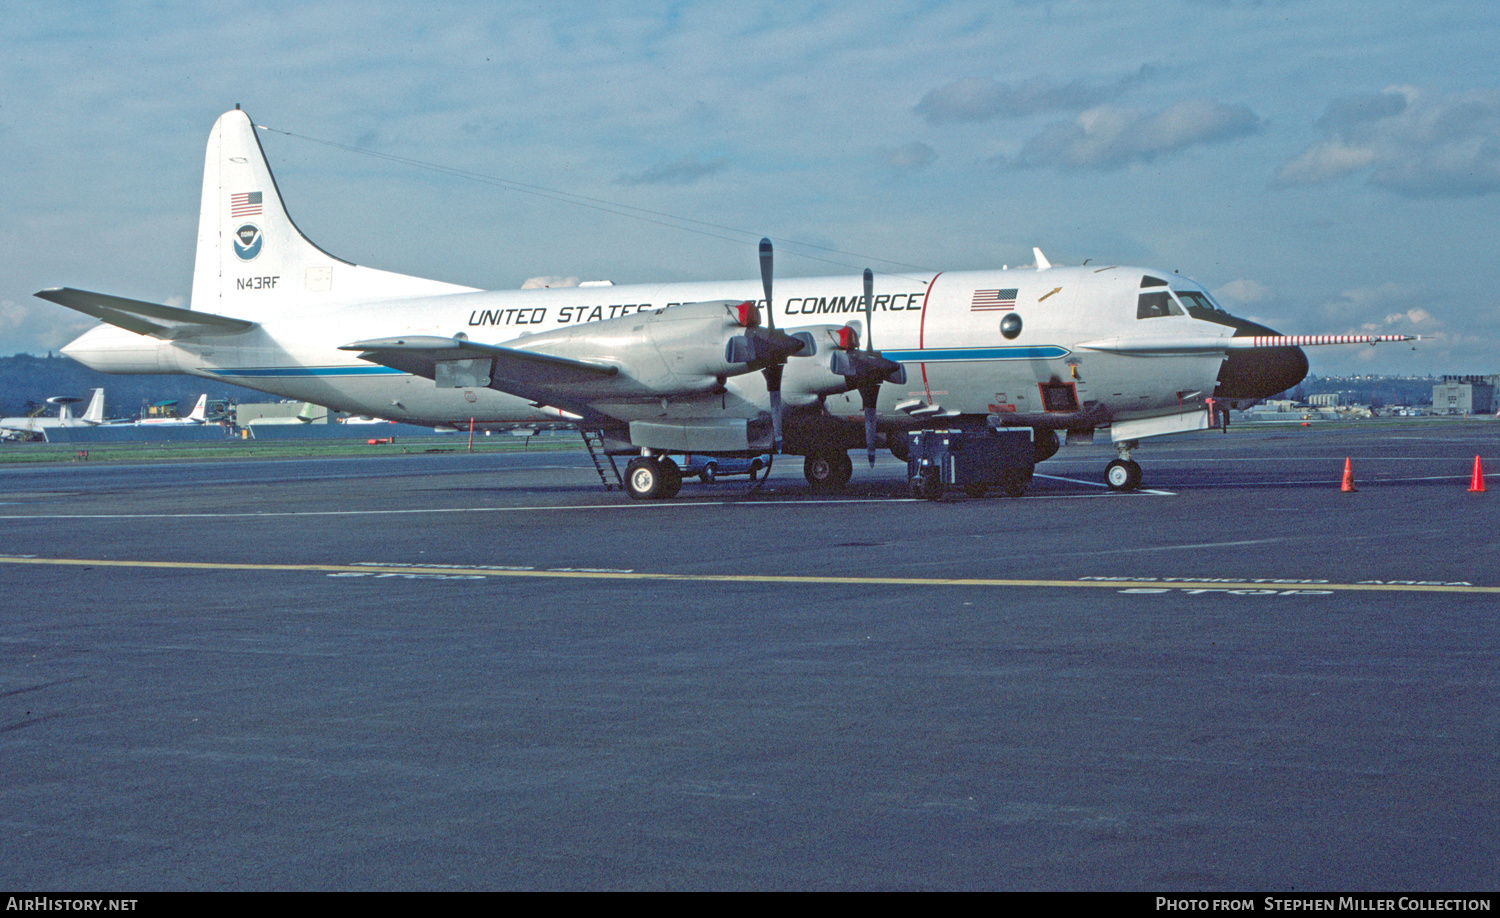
<box><xmin>1469</xmin><ymin>456</ymin><xmax>1487</xmax><ymax>493</ymax></box>
<box><xmin>1340</xmin><ymin>457</ymin><xmax>1357</xmax><ymax>493</ymax></box>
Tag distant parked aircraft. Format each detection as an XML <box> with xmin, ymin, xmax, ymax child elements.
<box><xmin>0</xmin><ymin>388</ymin><xmax>106</xmax><ymax>440</ymax></box>
<box><xmin>134</xmin><ymin>393</ymin><xmax>210</xmax><ymax>425</ymax></box>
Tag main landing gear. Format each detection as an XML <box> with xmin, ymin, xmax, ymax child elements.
<box><xmin>1105</xmin><ymin>441</ymin><xmax>1144</xmax><ymax>491</ymax></box>
<box><xmin>803</xmin><ymin>451</ymin><xmax>854</xmax><ymax>490</ymax></box>
<box><xmin>625</xmin><ymin>455</ymin><xmax>683</xmax><ymax>500</ymax></box>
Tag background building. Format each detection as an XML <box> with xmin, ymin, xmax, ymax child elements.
<box><xmin>1433</xmin><ymin>377</ymin><xmax>1496</xmax><ymax>415</ymax></box>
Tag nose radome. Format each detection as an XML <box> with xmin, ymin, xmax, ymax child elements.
<box><xmin>1212</xmin><ymin>319</ymin><xmax>1309</xmax><ymax>402</ymax></box>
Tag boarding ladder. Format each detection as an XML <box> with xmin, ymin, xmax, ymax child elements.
<box><xmin>580</xmin><ymin>429</ymin><xmax>623</xmax><ymax>491</ymax></box>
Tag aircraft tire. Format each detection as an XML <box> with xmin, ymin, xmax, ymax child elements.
<box><xmin>748</xmin><ymin>458</ymin><xmax>763</xmax><ymax>482</ymax></box>
<box><xmin>1105</xmin><ymin>459</ymin><xmax>1143</xmax><ymax>492</ymax></box>
<box><xmin>626</xmin><ymin>457</ymin><xmax>665</xmax><ymax>500</ymax></box>
<box><xmin>1033</xmin><ymin>428</ymin><xmax>1061</xmax><ymax>463</ymax></box>
<box><xmin>659</xmin><ymin>457</ymin><xmax>683</xmax><ymax>499</ymax></box>
<box><xmin>804</xmin><ymin>452</ymin><xmax>853</xmax><ymax>490</ymax></box>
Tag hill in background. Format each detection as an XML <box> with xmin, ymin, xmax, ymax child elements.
<box><xmin>1</xmin><ymin>353</ymin><xmax>272</xmax><ymax>419</ymax></box>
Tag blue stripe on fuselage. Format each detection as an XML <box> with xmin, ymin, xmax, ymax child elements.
<box><xmin>202</xmin><ymin>366</ymin><xmax>407</xmax><ymax>378</ymax></box>
<box><xmin>880</xmin><ymin>346</ymin><xmax>1070</xmax><ymax>362</ymax></box>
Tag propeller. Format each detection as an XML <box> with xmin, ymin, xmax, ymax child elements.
<box><xmin>829</xmin><ymin>268</ymin><xmax>907</xmax><ymax>466</ymax></box>
<box><xmin>760</xmin><ymin>238</ymin><xmax>786</xmax><ymax>452</ymax></box>
<box><xmin>724</xmin><ymin>240</ymin><xmax>806</xmax><ymax>454</ymax></box>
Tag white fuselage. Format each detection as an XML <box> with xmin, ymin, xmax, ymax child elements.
<box><xmin>63</xmin><ymin>264</ymin><xmax>1230</xmax><ymax>431</ymax></box>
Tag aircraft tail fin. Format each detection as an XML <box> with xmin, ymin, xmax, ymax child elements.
<box><xmin>296</xmin><ymin>402</ymin><xmax>326</xmax><ymax>423</ymax></box>
<box><xmin>186</xmin><ymin>394</ymin><xmax>208</xmax><ymax>422</ymax></box>
<box><xmin>82</xmin><ymin>388</ymin><xmax>105</xmax><ymax>424</ymax></box>
<box><xmin>191</xmin><ymin>108</ymin><xmax>477</xmax><ymax>320</ymax></box>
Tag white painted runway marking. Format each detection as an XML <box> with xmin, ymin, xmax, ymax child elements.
<box><xmin>1034</xmin><ymin>473</ymin><xmax>1176</xmax><ymax>496</ymax></box>
<box><xmin>1052</xmin><ymin>538</ymin><xmax>1286</xmax><ymax>557</ymax></box>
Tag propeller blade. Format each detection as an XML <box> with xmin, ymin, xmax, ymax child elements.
<box><xmin>759</xmin><ymin>238</ymin><xmax>784</xmax><ymax>451</ymax></box>
<box><xmin>759</xmin><ymin>238</ymin><xmax>775</xmax><ymax>332</ymax></box>
<box><xmin>860</xmin><ymin>383</ymin><xmax>880</xmax><ymax>467</ymax></box>
<box><xmin>767</xmin><ymin>370</ymin><xmax>785</xmax><ymax>452</ymax></box>
<box><xmin>863</xmin><ymin>269</ymin><xmax>874</xmax><ymax>353</ymax></box>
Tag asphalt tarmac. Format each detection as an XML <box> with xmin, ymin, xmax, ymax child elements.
<box><xmin>1</xmin><ymin>422</ymin><xmax>1496</xmax><ymax>890</ymax></box>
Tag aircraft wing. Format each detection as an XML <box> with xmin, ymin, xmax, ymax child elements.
<box><xmin>340</xmin><ymin>335</ymin><xmax>622</xmax><ymax>423</ymax></box>
<box><xmin>36</xmin><ymin>288</ymin><xmax>256</xmax><ymax>339</ymax></box>
<box><xmin>341</xmin><ymin>335</ymin><xmax>619</xmax><ymax>384</ymax></box>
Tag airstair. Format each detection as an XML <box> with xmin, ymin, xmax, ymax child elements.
<box><xmin>580</xmin><ymin>429</ymin><xmax>623</xmax><ymax>490</ymax></box>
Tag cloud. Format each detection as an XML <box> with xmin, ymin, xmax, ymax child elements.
<box><xmin>0</xmin><ymin>297</ymin><xmax>94</xmax><ymax>355</ymax></box>
<box><xmin>1002</xmin><ymin>99</ymin><xmax>1262</xmax><ymax>171</ymax></box>
<box><xmin>883</xmin><ymin>141</ymin><xmax>936</xmax><ymax>172</ymax></box>
<box><xmin>1365</xmin><ymin>307</ymin><xmax>1436</xmax><ymax>332</ymax></box>
<box><xmin>1213</xmin><ymin>279</ymin><xmax>1271</xmax><ymax>305</ymax></box>
<box><xmin>615</xmin><ymin>155</ymin><xmax>727</xmax><ymax>186</ymax></box>
<box><xmin>1275</xmin><ymin>86</ymin><xmax>1500</xmax><ymax>197</ymax></box>
<box><xmin>913</xmin><ymin>66</ymin><xmax>1158</xmax><ymax>124</ymax></box>
<box><xmin>1316</xmin><ymin>282</ymin><xmax>1443</xmax><ymax>333</ymax></box>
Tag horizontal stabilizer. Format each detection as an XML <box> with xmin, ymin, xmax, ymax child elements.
<box><xmin>340</xmin><ymin>336</ymin><xmax>620</xmax><ymax>387</ymax></box>
<box><xmin>1077</xmin><ymin>333</ymin><xmax>1418</xmax><ymax>354</ymax></box>
<box><xmin>36</xmin><ymin>288</ymin><xmax>255</xmax><ymax>339</ymax></box>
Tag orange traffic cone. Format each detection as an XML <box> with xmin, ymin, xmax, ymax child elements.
<box><xmin>1469</xmin><ymin>456</ymin><xmax>1487</xmax><ymax>492</ymax></box>
<box><xmin>1340</xmin><ymin>457</ymin><xmax>1357</xmax><ymax>492</ymax></box>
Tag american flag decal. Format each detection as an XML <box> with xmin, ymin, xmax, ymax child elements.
<box><xmin>231</xmin><ymin>191</ymin><xmax>263</xmax><ymax>217</ymax></box>
<box><xmin>971</xmin><ymin>288</ymin><xmax>1017</xmax><ymax>311</ymax></box>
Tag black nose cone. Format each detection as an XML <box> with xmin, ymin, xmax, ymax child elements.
<box><xmin>1212</xmin><ymin>318</ymin><xmax>1308</xmax><ymax>402</ymax></box>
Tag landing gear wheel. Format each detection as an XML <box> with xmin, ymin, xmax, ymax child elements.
<box><xmin>804</xmin><ymin>452</ymin><xmax>853</xmax><ymax>489</ymax></box>
<box><xmin>658</xmin><ymin>457</ymin><xmax>682</xmax><ymax>499</ymax></box>
<box><xmin>1105</xmin><ymin>459</ymin><xmax>1143</xmax><ymax>492</ymax></box>
<box><xmin>911</xmin><ymin>467</ymin><xmax>943</xmax><ymax>501</ymax></box>
<box><xmin>626</xmin><ymin>457</ymin><xmax>672</xmax><ymax>500</ymax></box>
<box><xmin>748</xmin><ymin>459</ymin><xmax>764</xmax><ymax>482</ymax></box>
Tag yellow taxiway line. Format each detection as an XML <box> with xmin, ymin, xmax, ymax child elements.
<box><xmin>0</xmin><ymin>555</ymin><xmax>1493</xmax><ymax>594</ymax></box>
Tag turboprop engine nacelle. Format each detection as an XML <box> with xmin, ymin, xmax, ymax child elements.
<box><xmin>506</xmin><ymin>299</ymin><xmax>806</xmax><ymax>398</ymax></box>
<box><xmin>780</xmin><ymin>324</ymin><xmax>866</xmax><ymax>407</ymax></box>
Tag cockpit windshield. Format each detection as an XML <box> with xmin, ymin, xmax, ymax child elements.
<box><xmin>1173</xmin><ymin>289</ymin><xmax>1225</xmax><ymax>313</ymax></box>
<box><xmin>1137</xmin><ymin>276</ymin><xmax>1184</xmax><ymax>319</ymax></box>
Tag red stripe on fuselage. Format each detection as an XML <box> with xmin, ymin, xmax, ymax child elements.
<box><xmin>917</xmin><ymin>272</ymin><xmax>942</xmax><ymax>402</ymax></box>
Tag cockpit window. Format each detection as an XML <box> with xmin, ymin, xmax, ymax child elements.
<box><xmin>1138</xmin><ymin>275</ymin><xmax>1186</xmax><ymax>318</ymax></box>
<box><xmin>1137</xmin><ymin>291</ymin><xmax>1182</xmax><ymax>319</ymax></box>
<box><xmin>1174</xmin><ymin>290</ymin><xmax>1224</xmax><ymax>313</ymax></box>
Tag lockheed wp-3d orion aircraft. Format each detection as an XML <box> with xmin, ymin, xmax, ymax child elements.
<box><xmin>45</xmin><ymin>107</ymin><xmax>1412</xmax><ymax>498</ymax></box>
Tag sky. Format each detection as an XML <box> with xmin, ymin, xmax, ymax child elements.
<box><xmin>3</xmin><ymin>0</ymin><xmax>1497</xmax><ymax>376</ymax></box>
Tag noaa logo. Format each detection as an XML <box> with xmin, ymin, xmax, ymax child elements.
<box><xmin>233</xmin><ymin>223</ymin><xmax>263</xmax><ymax>261</ymax></box>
